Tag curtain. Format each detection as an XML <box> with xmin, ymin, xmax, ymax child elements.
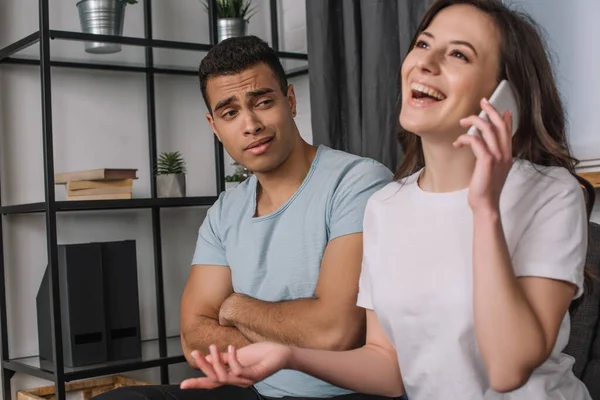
<box><xmin>306</xmin><ymin>0</ymin><xmax>434</xmax><ymax>171</ymax></box>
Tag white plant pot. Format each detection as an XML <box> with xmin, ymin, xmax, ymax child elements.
<box><xmin>225</xmin><ymin>181</ymin><xmax>240</xmax><ymax>190</ymax></box>
<box><xmin>157</xmin><ymin>173</ymin><xmax>186</xmax><ymax>198</ymax></box>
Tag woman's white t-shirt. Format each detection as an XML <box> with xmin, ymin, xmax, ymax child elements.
<box><xmin>357</xmin><ymin>159</ymin><xmax>591</xmax><ymax>399</ymax></box>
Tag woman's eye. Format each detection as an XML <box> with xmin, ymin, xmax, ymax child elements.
<box><xmin>451</xmin><ymin>50</ymin><xmax>469</xmax><ymax>62</ymax></box>
<box><xmin>415</xmin><ymin>40</ymin><xmax>429</xmax><ymax>49</ymax></box>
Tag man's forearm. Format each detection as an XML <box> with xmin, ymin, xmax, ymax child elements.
<box><xmin>223</xmin><ymin>294</ymin><xmax>359</xmax><ymax>350</ymax></box>
<box><xmin>232</xmin><ymin>300</ymin><xmax>306</xmax><ymax>345</ymax></box>
<box><xmin>182</xmin><ymin>315</ymin><xmax>251</xmax><ymax>362</ymax></box>
<box><xmin>234</xmin><ymin>324</ymin><xmax>271</xmax><ymax>344</ymax></box>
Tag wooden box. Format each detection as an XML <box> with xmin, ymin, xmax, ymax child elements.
<box><xmin>17</xmin><ymin>376</ymin><xmax>149</xmax><ymax>400</ymax></box>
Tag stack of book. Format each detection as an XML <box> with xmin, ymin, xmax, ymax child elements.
<box><xmin>54</xmin><ymin>168</ymin><xmax>138</xmax><ymax>201</ymax></box>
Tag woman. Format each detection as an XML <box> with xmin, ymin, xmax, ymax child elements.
<box><xmin>179</xmin><ymin>0</ymin><xmax>592</xmax><ymax>398</ymax></box>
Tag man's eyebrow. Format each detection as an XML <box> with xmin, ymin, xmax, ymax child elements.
<box><xmin>421</xmin><ymin>31</ymin><xmax>478</xmax><ymax>56</ymax></box>
<box><xmin>213</xmin><ymin>96</ymin><xmax>235</xmax><ymax>113</ymax></box>
<box><xmin>247</xmin><ymin>88</ymin><xmax>275</xmax><ymax>98</ymax></box>
<box><xmin>213</xmin><ymin>88</ymin><xmax>276</xmax><ymax>112</ymax></box>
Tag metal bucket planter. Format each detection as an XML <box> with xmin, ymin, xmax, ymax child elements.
<box><xmin>217</xmin><ymin>18</ymin><xmax>248</xmax><ymax>43</ymax></box>
<box><xmin>157</xmin><ymin>174</ymin><xmax>186</xmax><ymax>198</ymax></box>
<box><xmin>76</xmin><ymin>0</ymin><xmax>126</xmax><ymax>54</ymax></box>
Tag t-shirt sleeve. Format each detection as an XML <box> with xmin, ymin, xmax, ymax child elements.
<box><xmin>357</xmin><ymin>257</ymin><xmax>374</xmax><ymax>310</ymax></box>
<box><xmin>191</xmin><ymin>195</ymin><xmax>229</xmax><ymax>267</ymax></box>
<box><xmin>511</xmin><ymin>176</ymin><xmax>588</xmax><ymax>299</ymax></box>
<box><xmin>328</xmin><ymin>160</ymin><xmax>393</xmax><ymax>240</ymax></box>
<box><xmin>356</xmin><ymin>198</ymin><xmax>377</xmax><ymax>310</ymax></box>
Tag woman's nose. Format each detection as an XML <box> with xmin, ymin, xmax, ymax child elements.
<box><xmin>416</xmin><ymin>52</ymin><xmax>440</xmax><ymax>74</ymax></box>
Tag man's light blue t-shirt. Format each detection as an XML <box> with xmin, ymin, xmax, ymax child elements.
<box><xmin>191</xmin><ymin>145</ymin><xmax>393</xmax><ymax>398</ymax></box>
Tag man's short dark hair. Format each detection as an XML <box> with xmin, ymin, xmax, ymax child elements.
<box><xmin>199</xmin><ymin>35</ymin><xmax>289</xmax><ymax>113</ymax></box>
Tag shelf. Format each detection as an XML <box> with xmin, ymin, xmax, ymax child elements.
<box><xmin>0</xmin><ymin>31</ymin><xmax>309</xmax><ymax>77</ymax></box>
<box><xmin>0</xmin><ymin>196</ymin><xmax>217</xmax><ymax>215</ymax></box>
<box><xmin>578</xmin><ymin>171</ymin><xmax>600</xmax><ymax>188</ymax></box>
<box><xmin>0</xmin><ymin>0</ymin><xmax>300</xmax><ymax>395</ymax></box>
<box><xmin>3</xmin><ymin>336</ymin><xmax>186</xmax><ymax>382</ymax></box>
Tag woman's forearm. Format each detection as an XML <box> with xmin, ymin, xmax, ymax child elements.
<box><xmin>288</xmin><ymin>345</ymin><xmax>404</xmax><ymax>398</ymax></box>
<box><xmin>472</xmin><ymin>210</ymin><xmax>546</xmax><ymax>391</ymax></box>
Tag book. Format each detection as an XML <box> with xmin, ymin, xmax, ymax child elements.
<box><xmin>55</xmin><ymin>169</ymin><xmax>137</xmax><ymax>184</ymax></box>
<box><xmin>66</xmin><ymin>186</ymin><xmax>132</xmax><ymax>196</ymax></box>
<box><xmin>66</xmin><ymin>193</ymin><xmax>132</xmax><ymax>201</ymax></box>
<box><xmin>66</xmin><ymin>179</ymin><xmax>133</xmax><ymax>191</ymax></box>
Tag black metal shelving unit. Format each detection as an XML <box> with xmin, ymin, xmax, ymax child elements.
<box><xmin>0</xmin><ymin>0</ymin><xmax>308</xmax><ymax>399</ymax></box>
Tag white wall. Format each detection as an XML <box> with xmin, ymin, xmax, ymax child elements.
<box><xmin>0</xmin><ymin>0</ymin><xmax>311</xmax><ymax>397</ymax></box>
<box><xmin>505</xmin><ymin>0</ymin><xmax>600</xmax><ymax>164</ymax></box>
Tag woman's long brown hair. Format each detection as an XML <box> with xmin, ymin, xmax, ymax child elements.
<box><xmin>394</xmin><ymin>0</ymin><xmax>595</xmax><ymax>309</ymax></box>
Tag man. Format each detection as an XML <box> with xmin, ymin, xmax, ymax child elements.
<box><xmin>98</xmin><ymin>35</ymin><xmax>393</xmax><ymax>400</ymax></box>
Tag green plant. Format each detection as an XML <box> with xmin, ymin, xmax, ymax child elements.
<box><xmin>203</xmin><ymin>0</ymin><xmax>256</xmax><ymax>20</ymax></box>
<box><xmin>225</xmin><ymin>174</ymin><xmax>243</xmax><ymax>182</ymax></box>
<box><xmin>225</xmin><ymin>161</ymin><xmax>251</xmax><ymax>182</ymax></box>
<box><xmin>156</xmin><ymin>151</ymin><xmax>186</xmax><ymax>175</ymax></box>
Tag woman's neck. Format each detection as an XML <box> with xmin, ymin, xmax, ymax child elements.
<box><xmin>419</xmin><ymin>138</ymin><xmax>476</xmax><ymax>193</ymax></box>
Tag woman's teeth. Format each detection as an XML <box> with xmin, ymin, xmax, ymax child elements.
<box><xmin>410</xmin><ymin>83</ymin><xmax>446</xmax><ymax>100</ymax></box>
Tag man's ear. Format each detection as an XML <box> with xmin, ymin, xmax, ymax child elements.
<box><xmin>205</xmin><ymin>112</ymin><xmax>222</xmax><ymax>142</ymax></box>
<box><xmin>287</xmin><ymin>84</ymin><xmax>297</xmax><ymax>117</ymax></box>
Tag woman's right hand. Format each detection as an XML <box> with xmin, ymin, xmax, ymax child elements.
<box><xmin>180</xmin><ymin>342</ymin><xmax>292</xmax><ymax>390</ymax></box>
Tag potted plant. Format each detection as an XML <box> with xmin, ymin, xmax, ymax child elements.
<box><xmin>76</xmin><ymin>0</ymin><xmax>138</xmax><ymax>54</ymax></box>
<box><xmin>156</xmin><ymin>151</ymin><xmax>187</xmax><ymax>198</ymax></box>
<box><xmin>225</xmin><ymin>161</ymin><xmax>251</xmax><ymax>190</ymax></box>
<box><xmin>203</xmin><ymin>0</ymin><xmax>257</xmax><ymax>43</ymax></box>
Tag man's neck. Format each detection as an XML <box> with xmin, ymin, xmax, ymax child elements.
<box><xmin>254</xmin><ymin>141</ymin><xmax>318</xmax><ymax>216</ymax></box>
<box><xmin>419</xmin><ymin>137</ymin><xmax>476</xmax><ymax>193</ymax></box>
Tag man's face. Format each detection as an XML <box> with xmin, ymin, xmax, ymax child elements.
<box><xmin>205</xmin><ymin>63</ymin><xmax>297</xmax><ymax>174</ymax></box>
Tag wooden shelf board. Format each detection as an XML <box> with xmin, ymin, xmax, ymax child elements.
<box><xmin>578</xmin><ymin>171</ymin><xmax>600</xmax><ymax>188</ymax></box>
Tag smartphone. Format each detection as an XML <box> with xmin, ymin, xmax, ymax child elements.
<box><xmin>467</xmin><ymin>79</ymin><xmax>519</xmax><ymax>137</ymax></box>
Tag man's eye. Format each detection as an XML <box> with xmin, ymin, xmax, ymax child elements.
<box><xmin>257</xmin><ymin>100</ymin><xmax>272</xmax><ymax>107</ymax></box>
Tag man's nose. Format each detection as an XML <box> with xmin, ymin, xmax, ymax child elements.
<box><xmin>242</xmin><ymin>111</ymin><xmax>264</xmax><ymax>135</ymax></box>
